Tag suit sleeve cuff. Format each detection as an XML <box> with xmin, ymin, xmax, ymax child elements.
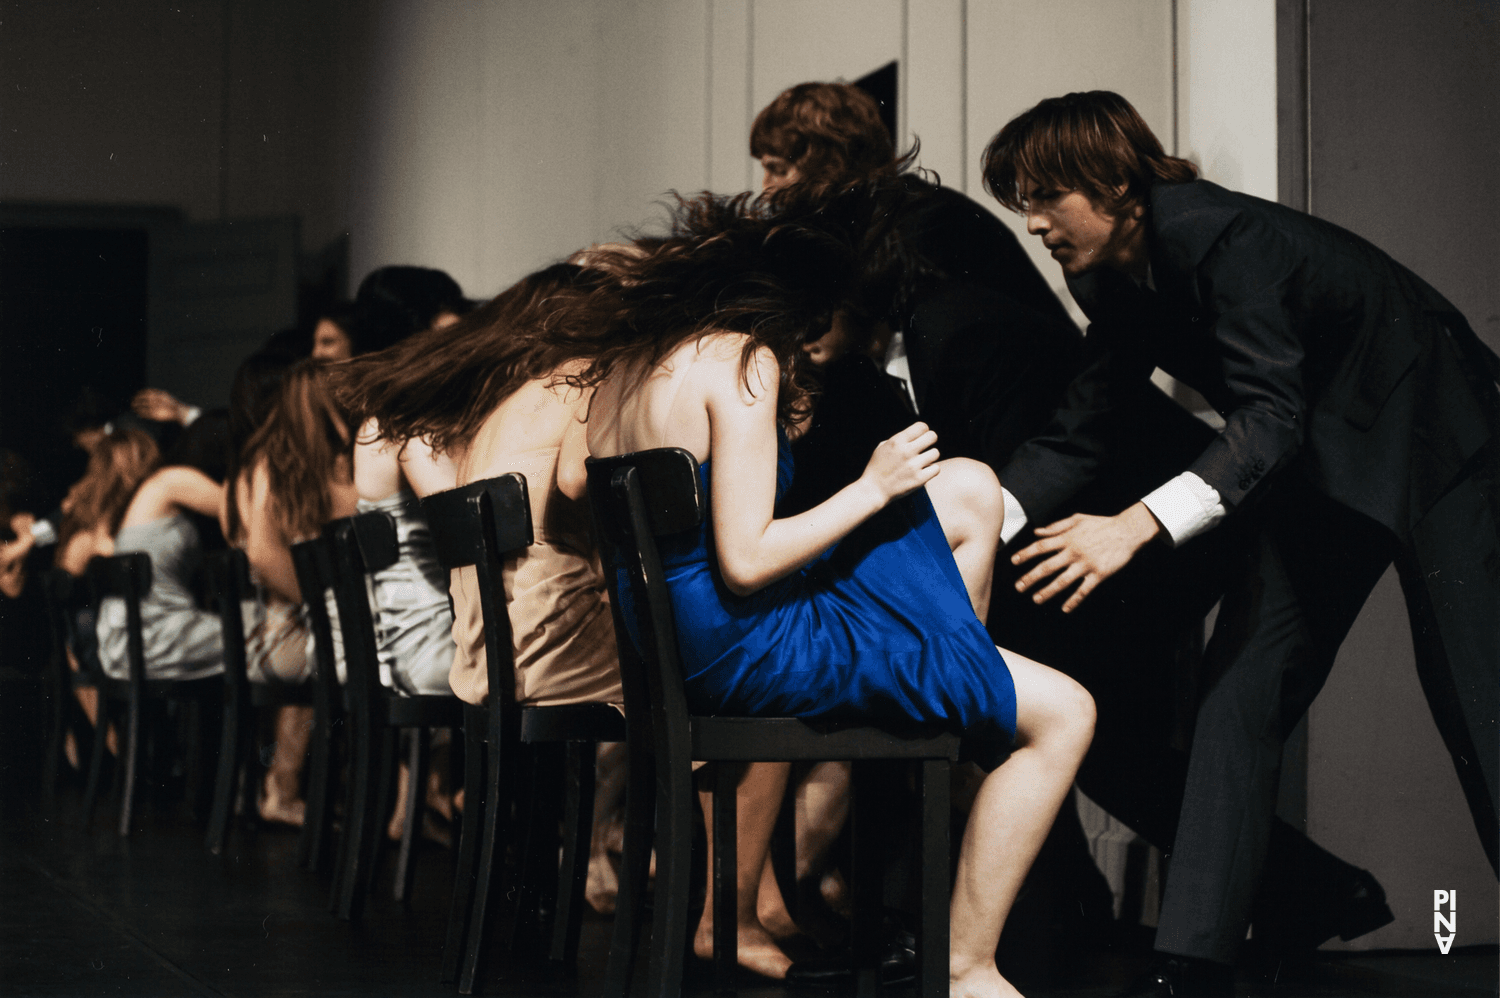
<box><xmin>999</xmin><ymin>487</ymin><xmax>1029</xmax><ymax>546</ymax></box>
<box><xmin>1141</xmin><ymin>472</ymin><xmax>1225</xmax><ymax>547</ymax></box>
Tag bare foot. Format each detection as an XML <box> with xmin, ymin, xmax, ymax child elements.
<box><xmin>950</xmin><ymin>961</ymin><xmax>1023</xmax><ymax>998</ymax></box>
<box><xmin>260</xmin><ymin>794</ymin><xmax>306</xmax><ymax>827</ymax></box>
<box><xmin>757</xmin><ymin>904</ymin><xmax>801</xmax><ymax>942</ymax></box>
<box><xmin>694</xmin><ymin>919</ymin><xmax>793</xmax><ymax>980</ymax></box>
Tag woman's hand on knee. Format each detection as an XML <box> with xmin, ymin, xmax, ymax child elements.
<box><xmin>860</xmin><ymin>422</ymin><xmax>940</xmax><ymax>504</ymax></box>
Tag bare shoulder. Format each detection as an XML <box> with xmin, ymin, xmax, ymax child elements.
<box><xmin>693</xmin><ymin>333</ymin><xmax>777</xmax><ymax>407</ymax></box>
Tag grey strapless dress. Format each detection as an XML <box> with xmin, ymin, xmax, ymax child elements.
<box><xmin>97</xmin><ymin>514</ymin><xmax>223</xmax><ymax>681</ymax></box>
<box><xmin>357</xmin><ymin>490</ymin><xmax>455</xmax><ymax>697</ymax></box>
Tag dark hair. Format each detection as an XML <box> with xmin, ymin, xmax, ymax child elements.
<box><xmin>982</xmin><ymin>90</ymin><xmax>1198</xmax><ymax>215</ymax></box>
<box><xmin>162</xmin><ymin>410</ymin><xmax>232</xmax><ymax>484</ymax></box>
<box><xmin>351</xmin><ymin>266</ymin><xmax>471</xmax><ymax>355</ymax></box>
<box><xmin>562</xmin><ymin>184</ymin><xmax>902</xmax><ymax>426</ymax></box>
<box><xmin>227</xmin><ymin>360</ymin><xmax>350</xmax><ymax>544</ymax></box>
<box><xmin>58</xmin><ymin>428</ymin><xmax>160</xmax><ymax>550</ymax></box>
<box><xmin>332</xmin><ymin>263</ymin><xmax>606</xmax><ymax>454</ymax></box>
<box><xmin>750</xmin><ymin>82</ymin><xmax>912</xmax><ymax>194</ymax></box>
<box><xmin>62</xmin><ymin>386</ymin><xmax>117</xmax><ymax>438</ymax></box>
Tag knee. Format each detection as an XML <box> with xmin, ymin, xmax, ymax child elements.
<box><xmin>1033</xmin><ymin>671</ymin><xmax>1096</xmax><ymax>761</ymax></box>
<box><xmin>938</xmin><ymin>458</ymin><xmax>1002</xmax><ymax>541</ymax></box>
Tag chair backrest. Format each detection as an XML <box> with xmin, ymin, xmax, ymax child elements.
<box><xmin>419</xmin><ymin>474</ymin><xmax>531</xmax><ymax>706</ymax></box>
<box><xmin>39</xmin><ymin>567</ymin><xmax>83</xmax><ymax>670</ymax></box>
<box><xmin>290</xmin><ymin>535</ymin><xmax>341</xmax><ymax>715</ymax></box>
<box><xmin>205</xmin><ymin>549</ymin><xmax>252</xmax><ymax>689</ymax></box>
<box><xmin>584</xmin><ymin>448</ymin><xmax>704</xmax><ymax>765</ymax></box>
<box><xmin>86</xmin><ymin>552</ymin><xmax>153</xmax><ymax>686</ymax></box>
<box><xmin>325</xmin><ymin>511</ymin><xmax>399</xmax><ymax>708</ymax></box>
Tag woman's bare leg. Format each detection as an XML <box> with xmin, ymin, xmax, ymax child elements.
<box><xmin>261</xmin><ymin>704</ymin><xmax>313</xmax><ymax>826</ymax></box>
<box><xmin>925</xmin><ymin>458</ymin><xmax>1003</xmax><ymax>620</ymax></box>
<box><xmin>695</xmin><ymin>760</ymin><xmax>795</xmax><ymax>978</ymax></box>
<box><xmin>950</xmin><ymin>650</ymin><xmax>1095</xmax><ymax>998</ymax></box>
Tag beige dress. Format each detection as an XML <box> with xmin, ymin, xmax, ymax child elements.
<box><xmin>448</xmin><ymin>442</ymin><xmax>621</xmax><ymax>707</ymax></box>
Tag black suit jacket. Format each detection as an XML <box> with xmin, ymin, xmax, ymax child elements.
<box><xmin>1002</xmin><ymin>179</ymin><xmax>1500</xmax><ymax>539</ymax></box>
<box><xmin>895</xmin><ymin>185</ymin><xmax>1217</xmax><ymax>524</ymax></box>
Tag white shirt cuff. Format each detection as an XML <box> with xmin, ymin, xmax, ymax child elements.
<box><xmin>182</xmin><ymin>405</ymin><xmax>203</xmax><ymax>426</ymax></box>
<box><xmin>1141</xmin><ymin>472</ymin><xmax>1225</xmax><ymax>547</ymax></box>
<box><xmin>999</xmin><ymin>487</ymin><xmax>1029</xmax><ymax>546</ymax></box>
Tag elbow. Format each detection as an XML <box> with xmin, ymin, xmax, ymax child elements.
<box><xmin>718</xmin><ymin>559</ymin><xmax>768</xmax><ymax>598</ymax></box>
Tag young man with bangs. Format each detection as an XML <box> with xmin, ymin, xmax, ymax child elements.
<box><xmin>985</xmin><ymin>90</ymin><xmax>1499</xmax><ymax>996</ymax></box>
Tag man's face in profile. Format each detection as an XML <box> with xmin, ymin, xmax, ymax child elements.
<box><xmin>759</xmin><ymin>154</ymin><xmax>802</xmax><ymax>193</ymax></box>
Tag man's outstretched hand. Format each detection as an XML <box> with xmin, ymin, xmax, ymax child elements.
<box><xmin>1012</xmin><ymin>502</ymin><xmax>1162</xmax><ymax>613</ymax></box>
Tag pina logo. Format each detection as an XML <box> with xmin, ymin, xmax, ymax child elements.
<box><xmin>1433</xmin><ymin>890</ymin><xmax>1457</xmax><ymax>954</ymax></box>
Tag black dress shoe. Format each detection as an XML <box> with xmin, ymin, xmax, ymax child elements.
<box><xmin>1254</xmin><ymin>867</ymin><xmax>1394</xmax><ymax>952</ymax></box>
<box><xmin>785</xmin><ymin>927</ymin><xmax>917</xmax><ymax>988</ymax></box>
<box><xmin>1118</xmin><ymin>955</ymin><xmax>1234</xmax><ymax>997</ymax></box>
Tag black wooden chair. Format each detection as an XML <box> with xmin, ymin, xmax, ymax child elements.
<box><xmin>203</xmin><ymin>548</ymin><xmax>316</xmax><ymax>855</ymax></box>
<box><xmin>323</xmin><ymin>511</ymin><xmax>465</xmax><ymax>922</ymax></box>
<box><xmin>420</xmin><ymin>475</ymin><xmax>625</xmax><ymax>994</ymax></box>
<box><xmin>290</xmin><ymin>535</ymin><xmax>345</xmax><ymax>872</ymax></box>
<box><xmin>40</xmin><ymin>567</ymin><xmax>97</xmax><ymax>792</ymax></box>
<box><xmin>586</xmin><ymin>448</ymin><xmax>960</xmax><ymax>998</ymax></box>
<box><xmin>80</xmin><ymin>552</ymin><xmax>221</xmax><ymax>837</ymax></box>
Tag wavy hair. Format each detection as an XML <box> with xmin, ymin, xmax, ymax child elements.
<box><xmin>982</xmin><ymin>90</ymin><xmax>1199</xmax><ymax>215</ymax></box>
<box><xmin>750</xmin><ymin>81</ymin><xmax>917</xmax><ymax>196</ymax></box>
<box><xmin>560</xmin><ymin>183</ymin><xmax>909</xmax><ymax>425</ymax></box>
<box><xmin>58</xmin><ymin>428</ymin><xmax>160</xmax><ymax>551</ymax></box>
<box><xmin>227</xmin><ymin>360</ymin><xmax>351</xmax><ymax>544</ymax></box>
<box><xmin>331</xmin><ymin>263</ymin><xmax>606</xmax><ymax>454</ymax></box>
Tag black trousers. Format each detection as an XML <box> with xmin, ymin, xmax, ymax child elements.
<box><xmin>1155</xmin><ymin>456</ymin><xmax>1500</xmax><ymax>963</ymax></box>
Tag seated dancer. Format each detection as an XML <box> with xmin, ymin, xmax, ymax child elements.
<box><xmin>332</xmin><ymin>263</ymin><xmax>624</xmax><ymax>880</ymax></box>
<box><xmin>226</xmin><ymin>359</ymin><xmax>360</xmax><ymax>823</ymax></box>
<box><xmin>49</xmin><ymin>429</ymin><xmax>161</xmax><ymax>758</ymax></box>
<box><xmin>983</xmin><ymin>91</ymin><xmax>1500</xmax><ymax>995</ymax></box>
<box><xmin>96</xmin><ymin>432</ymin><xmax>227</xmax><ymax>683</ymax></box>
<box><xmin>561</xmin><ymin>189</ymin><xmax>1095</xmax><ymax>996</ymax></box>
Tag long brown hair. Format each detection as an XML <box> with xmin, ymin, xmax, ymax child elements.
<box><xmin>331</xmin><ymin>263</ymin><xmax>605</xmax><ymax>454</ymax></box>
<box><xmin>560</xmin><ymin>184</ymin><xmax>896</xmax><ymax>426</ymax></box>
<box><xmin>58</xmin><ymin>428</ymin><xmax>160</xmax><ymax>550</ymax></box>
<box><xmin>982</xmin><ymin>90</ymin><xmax>1199</xmax><ymax>215</ymax></box>
<box><xmin>227</xmin><ymin>360</ymin><xmax>351</xmax><ymax>543</ymax></box>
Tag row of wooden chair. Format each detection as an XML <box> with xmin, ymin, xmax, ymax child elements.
<box><xmin>43</xmin><ymin>454</ymin><xmax>959</xmax><ymax>997</ymax></box>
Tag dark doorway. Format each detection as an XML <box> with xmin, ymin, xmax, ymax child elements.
<box><xmin>854</xmin><ymin>60</ymin><xmax>898</xmax><ymax>143</ymax></box>
<box><xmin>0</xmin><ymin>227</ymin><xmax>150</xmax><ymax>505</ymax></box>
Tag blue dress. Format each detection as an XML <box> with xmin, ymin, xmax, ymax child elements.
<box><xmin>627</xmin><ymin>434</ymin><xmax>1017</xmax><ymax>769</ymax></box>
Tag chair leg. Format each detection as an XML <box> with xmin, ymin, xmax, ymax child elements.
<box><xmin>850</xmin><ymin>760</ymin><xmax>883</xmax><ymax>997</ymax></box>
<box><xmin>511</xmin><ymin>745</ymin><xmax>562</xmax><ymax>954</ymax></box>
<box><xmin>646</xmin><ymin>760</ymin><xmax>694</xmax><ymax>998</ymax></box>
<box><xmin>550</xmin><ymin>739</ymin><xmax>596</xmax><ymax>966</ymax></box>
<box><xmin>301</xmin><ymin>709</ymin><xmax>338</xmax><ymax>872</ymax></box>
<box><xmin>603</xmin><ymin>751</ymin><xmax>653</xmax><ymax>998</ymax></box>
<box><xmin>712</xmin><ymin>761</ymin><xmax>739</xmax><ymax>994</ymax></box>
<box><xmin>333</xmin><ymin>716</ymin><xmax>375</xmax><ymax>919</ymax></box>
<box><xmin>348</xmin><ymin>724</ymin><xmax>398</xmax><ymax>919</ymax></box>
<box><xmin>443</xmin><ymin>706</ymin><xmax>486</xmax><ymax>984</ymax></box>
<box><xmin>117</xmin><ymin>693</ymin><xmax>143</xmax><ymax>838</ymax></box>
<box><xmin>206</xmin><ymin>690</ymin><xmax>244</xmax><ymax>854</ymax></box>
<box><xmin>459</xmin><ymin>718</ymin><xmax>514</xmax><ymax>994</ymax></box>
<box><xmin>80</xmin><ymin>699</ymin><xmax>112</xmax><ymax>828</ymax></box>
<box><xmin>394</xmin><ymin>726</ymin><xmax>429</xmax><ymax>905</ymax></box>
<box><xmin>918</xmin><ymin>759</ymin><xmax>951</xmax><ymax>998</ymax></box>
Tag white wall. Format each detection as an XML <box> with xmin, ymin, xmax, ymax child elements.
<box><xmin>1303</xmin><ymin>0</ymin><xmax>1500</xmax><ymax>950</ymax></box>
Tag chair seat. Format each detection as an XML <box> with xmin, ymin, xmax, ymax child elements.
<box><xmin>381</xmin><ymin>692</ymin><xmax>465</xmax><ymax>728</ymax></box>
<box><xmin>96</xmin><ymin>673</ymin><xmax>223</xmax><ymax>702</ymax></box>
<box><xmin>249</xmin><ymin>681</ymin><xmax>315</xmax><ymax>708</ymax></box>
<box><xmin>691</xmin><ymin>715</ymin><xmax>962</xmax><ymax>762</ymax></box>
<box><xmin>519</xmin><ymin>702</ymin><xmax>627</xmax><ymax>744</ymax></box>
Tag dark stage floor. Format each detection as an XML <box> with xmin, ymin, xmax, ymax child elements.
<box><xmin>1</xmin><ymin>671</ymin><xmax>1495</xmax><ymax>998</ymax></box>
